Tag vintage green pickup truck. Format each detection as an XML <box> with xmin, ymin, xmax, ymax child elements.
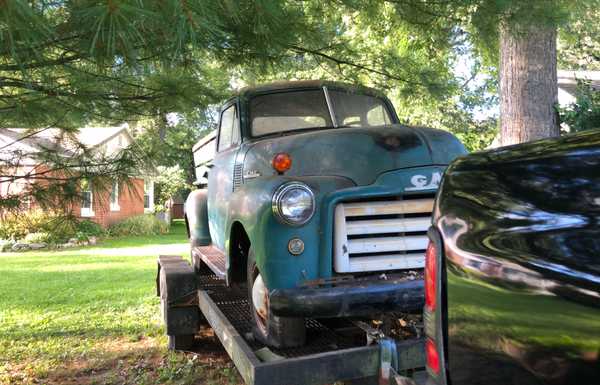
<box><xmin>185</xmin><ymin>80</ymin><xmax>466</xmax><ymax>348</ymax></box>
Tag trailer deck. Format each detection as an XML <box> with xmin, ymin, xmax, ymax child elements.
<box><xmin>192</xmin><ymin>264</ymin><xmax>426</xmax><ymax>385</ymax></box>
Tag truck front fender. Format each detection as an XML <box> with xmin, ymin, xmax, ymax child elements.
<box><xmin>226</xmin><ymin>175</ymin><xmax>355</xmax><ymax>290</ymax></box>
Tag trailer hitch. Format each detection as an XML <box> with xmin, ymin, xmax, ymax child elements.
<box><xmin>354</xmin><ymin>321</ymin><xmax>417</xmax><ymax>385</ymax></box>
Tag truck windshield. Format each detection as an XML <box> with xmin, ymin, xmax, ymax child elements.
<box><xmin>249</xmin><ymin>89</ymin><xmax>393</xmax><ymax>137</ymax></box>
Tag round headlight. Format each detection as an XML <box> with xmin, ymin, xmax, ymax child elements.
<box><xmin>272</xmin><ymin>182</ymin><xmax>315</xmax><ymax>226</ymax></box>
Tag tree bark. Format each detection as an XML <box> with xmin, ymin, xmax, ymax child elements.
<box><xmin>500</xmin><ymin>23</ymin><xmax>559</xmax><ymax>146</ymax></box>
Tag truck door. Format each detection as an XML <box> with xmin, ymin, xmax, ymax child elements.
<box><xmin>207</xmin><ymin>101</ymin><xmax>241</xmax><ymax>252</ymax></box>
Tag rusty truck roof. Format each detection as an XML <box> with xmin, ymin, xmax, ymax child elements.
<box><xmin>237</xmin><ymin>80</ymin><xmax>385</xmax><ymax>98</ymax></box>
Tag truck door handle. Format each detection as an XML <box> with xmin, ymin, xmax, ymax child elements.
<box><xmin>205</xmin><ymin>162</ymin><xmax>214</xmax><ymax>169</ymax></box>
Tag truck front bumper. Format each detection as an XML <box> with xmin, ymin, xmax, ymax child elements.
<box><xmin>269</xmin><ymin>274</ymin><xmax>424</xmax><ymax>318</ymax></box>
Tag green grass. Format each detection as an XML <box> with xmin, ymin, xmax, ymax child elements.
<box><xmin>0</xmin><ymin>221</ymin><xmax>241</xmax><ymax>385</ymax></box>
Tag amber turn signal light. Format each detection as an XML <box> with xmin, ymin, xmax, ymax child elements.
<box><xmin>272</xmin><ymin>153</ymin><xmax>292</xmax><ymax>173</ymax></box>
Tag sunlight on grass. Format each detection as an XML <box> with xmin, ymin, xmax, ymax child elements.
<box><xmin>0</xmin><ymin>221</ymin><xmax>242</xmax><ymax>385</ymax></box>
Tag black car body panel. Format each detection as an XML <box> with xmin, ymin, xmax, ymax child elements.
<box><xmin>431</xmin><ymin>130</ymin><xmax>600</xmax><ymax>385</ymax></box>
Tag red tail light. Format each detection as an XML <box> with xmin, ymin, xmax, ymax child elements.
<box><xmin>426</xmin><ymin>338</ymin><xmax>440</xmax><ymax>374</ymax></box>
<box><xmin>425</xmin><ymin>241</ymin><xmax>437</xmax><ymax>311</ymax></box>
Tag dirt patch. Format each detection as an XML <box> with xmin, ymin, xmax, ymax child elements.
<box><xmin>1</xmin><ymin>331</ymin><xmax>242</xmax><ymax>385</ymax></box>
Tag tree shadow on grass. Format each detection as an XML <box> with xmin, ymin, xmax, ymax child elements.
<box><xmin>4</xmin><ymin>334</ymin><xmax>242</xmax><ymax>385</ymax></box>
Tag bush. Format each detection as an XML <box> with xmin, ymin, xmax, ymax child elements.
<box><xmin>107</xmin><ymin>214</ymin><xmax>169</xmax><ymax>237</ymax></box>
<box><xmin>559</xmin><ymin>79</ymin><xmax>600</xmax><ymax>133</ymax></box>
<box><xmin>76</xmin><ymin>220</ymin><xmax>104</xmax><ymax>237</ymax></box>
<box><xmin>23</xmin><ymin>232</ymin><xmax>52</xmax><ymax>244</ymax></box>
<box><xmin>0</xmin><ymin>211</ymin><xmax>48</xmax><ymax>241</ymax></box>
<box><xmin>0</xmin><ymin>210</ymin><xmax>78</xmax><ymax>242</ymax></box>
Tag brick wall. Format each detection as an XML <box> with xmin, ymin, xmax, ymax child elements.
<box><xmin>74</xmin><ymin>178</ymin><xmax>146</xmax><ymax>227</ymax></box>
<box><xmin>1</xmin><ymin>174</ymin><xmax>148</xmax><ymax>228</ymax></box>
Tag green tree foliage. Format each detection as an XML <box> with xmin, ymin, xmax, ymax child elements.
<box><xmin>135</xmin><ymin>107</ymin><xmax>220</xmax><ymax>187</ymax></box>
<box><xmin>559</xmin><ymin>1</ymin><xmax>600</xmax><ymax>70</ymax></box>
<box><xmin>153</xmin><ymin>165</ymin><xmax>189</xmax><ymax>207</ymax></box>
<box><xmin>559</xmin><ymin>80</ymin><xmax>600</xmax><ymax>132</ymax></box>
<box><xmin>234</xmin><ymin>0</ymin><xmax>506</xmax><ymax>150</ymax></box>
<box><xmin>0</xmin><ymin>0</ymin><xmax>306</xmax><ymax>210</ymax></box>
<box><xmin>1</xmin><ymin>0</ymin><xmax>597</xmax><ymax>214</ymax></box>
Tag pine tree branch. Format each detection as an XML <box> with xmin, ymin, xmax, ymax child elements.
<box><xmin>0</xmin><ymin>76</ymin><xmax>161</xmax><ymax>101</ymax></box>
<box><xmin>288</xmin><ymin>45</ymin><xmax>419</xmax><ymax>84</ymax></box>
<box><xmin>0</xmin><ymin>54</ymin><xmax>82</xmax><ymax>71</ymax></box>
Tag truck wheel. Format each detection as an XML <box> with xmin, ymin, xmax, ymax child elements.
<box><xmin>247</xmin><ymin>248</ymin><xmax>306</xmax><ymax>348</ymax></box>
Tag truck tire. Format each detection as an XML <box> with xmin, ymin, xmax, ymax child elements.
<box><xmin>247</xmin><ymin>248</ymin><xmax>306</xmax><ymax>348</ymax></box>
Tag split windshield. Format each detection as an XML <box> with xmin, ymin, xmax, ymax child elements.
<box><xmin>249</xmin><ymin>89</ymin><xmax>393</xmax><ymax>137</ymax></box>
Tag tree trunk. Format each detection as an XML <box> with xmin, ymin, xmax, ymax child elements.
<box><xmin>500</xmin><ymin>23</ymin><xmax>559</xmax><ymax>146</ymax></box>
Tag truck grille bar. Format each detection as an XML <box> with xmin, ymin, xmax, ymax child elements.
<box><xmin>333</xmin><ymin>195</ymin><xmax>434</xmax><ymax>273</ymax></box>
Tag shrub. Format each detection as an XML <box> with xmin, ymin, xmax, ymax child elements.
<box><xmin>0</xmin><ymin>211</ymin><xmax>48</xmax><ymax>241</ymax></box>
<box><xmin>107</xmin><ymin>214</ymin><xmax>169</xmax><ymax>237</ymax></box>
<box><xmin>559</xmin><ymin>79</ymin><xmax>600</xmax><ymax>133</ymax></box>
<box><xmin>23</xmin><ymin>232</ymin><xmax>52</xmax><ymax>244</ymax></box>
<box><xmin>76</xmin><ymin>220</ymin><xmax>105</xmax><ymax>237</ymax></box>
<box><xmin>0</xmin><ymin>210</ymin><xmax>78</xmax><ymax>242</ymax></box>
<box><xmin>49</xmin><ymin>217</ymin><xmax>79</xmax><ymax>242</ymax></box>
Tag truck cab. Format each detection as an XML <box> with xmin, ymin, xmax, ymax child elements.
<box><xmin>186</xmin><ymin>80</ymin><xmax>466</xmax><ymax>348</ymax></box>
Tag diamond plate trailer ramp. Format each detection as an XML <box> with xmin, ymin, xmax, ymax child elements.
<box><xmin>158</xmin><ymin>255</ymin><xmax>426</xmax><ymax>385</ymax></box>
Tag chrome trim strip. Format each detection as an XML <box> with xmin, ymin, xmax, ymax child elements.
<box><xmin>323</xmin><ymin>86</ymin><xmax>338</xmax><ymax>127</ymax></box>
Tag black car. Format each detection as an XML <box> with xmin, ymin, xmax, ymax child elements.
<box><xmin>425</xmin><ymin>130</ymin><xmax>600</xmax><ymax>385</ymax></box>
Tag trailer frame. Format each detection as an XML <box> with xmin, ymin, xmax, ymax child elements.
<box><xmin>157</xmin><ymin>255</ymin><xmax>427</xmax><ymax>385</ymax></box>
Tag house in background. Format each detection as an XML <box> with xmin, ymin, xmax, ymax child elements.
<box><xmin>0</xmin><ymin>126</ymin><xmax>154</xmax><ymax>227</ymax></box>
<box><xmin>557</xmin><ymin>69</ymin><xmax>600</xmax><ymax>106</ymax></box>
<box><xmin>165</xmin><ymin>193</ymin><xmax>185</xmax><ymax>220</ymax></box>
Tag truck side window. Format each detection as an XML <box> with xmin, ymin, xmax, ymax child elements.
<box><xmin>218</xmin><ymin>104</ymin><xmax>240</xmax><ymax>152</ymax></box>
<box><xmin>218</xmin><ymin>105</ymin><xmax>233</xmax><ymax>151</ymax></box>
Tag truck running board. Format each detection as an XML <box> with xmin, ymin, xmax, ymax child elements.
<box><xmin>192</xmin><ymin>245</ymin><xmax>226</xmax><ymax>279</ymax></box>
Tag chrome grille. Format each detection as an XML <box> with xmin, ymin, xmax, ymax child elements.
<box><xmin>333</xmin><ymin>195</ymin><xmax>434</xmax><ymax>273</ymax></box>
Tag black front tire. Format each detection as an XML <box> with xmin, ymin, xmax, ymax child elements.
<box><xmin>247</xmin><ymin>248</ymin><xmax>306</xmax><ymax>348</ymax></box>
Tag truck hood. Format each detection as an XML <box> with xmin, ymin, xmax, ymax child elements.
<box><xmin>242</xmin><ymin>124</ymin><xmax>466</xmax><ymax>186</ymax></box>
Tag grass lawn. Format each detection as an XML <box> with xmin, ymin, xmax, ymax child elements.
<box><xmin>0</xmin><ymin>220</ymin><xmax>241</xmax><ymax>385</ymax></box>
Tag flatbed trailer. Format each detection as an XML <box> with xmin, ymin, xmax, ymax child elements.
<box><xmin>157</xmin><ymin>255</ymin><xmax>427</xmax><ymax>385</ymax></box>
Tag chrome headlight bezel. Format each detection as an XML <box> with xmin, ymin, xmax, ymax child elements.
<box><xmin>272</xmin><ymin>182</ymin><xmax>316</xmax><ymax>226</ymax></box>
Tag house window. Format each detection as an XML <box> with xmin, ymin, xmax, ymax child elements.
<box><xmin>81</xmin><ymin>179</ymin><xmax>94</xmax><ymax>217</ymax></box>
<box><xmin>144</xmin><ymin>179</ymin><xmax>154</xmax><ymax>213</ymax></box>
<box><xmin>110</xmin><ymin>180</ymin><xmax>120</xmax><ymax>211</ymax></box>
